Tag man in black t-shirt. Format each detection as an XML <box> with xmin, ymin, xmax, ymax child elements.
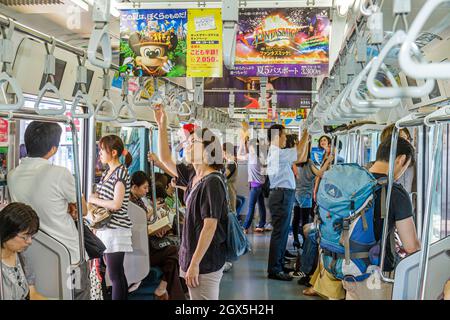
<box><xmin>342</xmin><ymin>137</ymin><xmax>421</xmax><ymax>300</ymax></box>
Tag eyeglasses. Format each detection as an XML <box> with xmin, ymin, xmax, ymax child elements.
<box><xmin>16</xmin><ymin>234</ymin><xmax>35</xmax><ymax>241</ymax></box>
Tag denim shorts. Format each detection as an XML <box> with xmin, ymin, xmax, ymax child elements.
<box><xmin>295</xmin><ymin>193</ymin><xmax>312</xmax><ymax>208</ymax></box>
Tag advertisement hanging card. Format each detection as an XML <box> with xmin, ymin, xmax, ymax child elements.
<box><xmin>231</xmin><ymin>8</ymin><xmax>330</xmax><ymax>77</ymax></box>
<box><xmin>187</xmin><ymin>9</ymin><xmax>223</xmax><ymax>77</ymax></box>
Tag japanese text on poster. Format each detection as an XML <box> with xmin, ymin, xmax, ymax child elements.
<box><xmin>187</xmin><ymin>9</ymin><xmax>223</xmax><ymax>77</ymax></box>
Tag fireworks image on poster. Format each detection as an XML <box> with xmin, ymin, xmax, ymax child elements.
<box><xmin>232</xmin><ymin>8</ymin><xmax>330</xmax><ymax>77</ymax></box>
<box><xmin>119</xmin><ymin>9</ymin><xmax>188</xmax><ymax>77</ymax></box>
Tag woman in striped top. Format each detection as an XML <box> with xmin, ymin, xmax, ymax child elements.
<box><xmin>88</xmin><ymin>135</ymin><xmax>133</xmax><ymax>300</ymax></box>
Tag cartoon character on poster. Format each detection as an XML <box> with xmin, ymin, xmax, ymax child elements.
<box><xmin>120</xmin><ymin>9</ymin><xmax>187</xmax><ymax>77</ymax></box>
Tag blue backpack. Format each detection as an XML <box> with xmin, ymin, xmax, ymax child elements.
<box><xmin>316</xmin><ymin>163</ymin><xmax>387</xmax><ymax>281</ymax></box>
<box><xmin>206</xmin><ymin>173</ymin><xmax>251</xmax><ymax>262</ymax></box>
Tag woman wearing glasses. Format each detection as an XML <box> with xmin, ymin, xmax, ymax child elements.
<box><xmin>0</xmin><ymin>202</ymin><xmax>46</xmax><ymax>300</ymax></box>
<box><xmin>149</xmin><ymin>106</ymin><xmax>227</xmax><ymax>300</ymax></box>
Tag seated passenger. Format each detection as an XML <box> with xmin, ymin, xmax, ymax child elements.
<box><xmin>130</xmin><ymin>171</ymin><xmax>186</xmax><ymax>300</ymax></box>
<box><xmin>444</xmin><ymin>280</ymin><xmax>450</xmax><ymax>300</ymax></box>
<box><xmin>164</xmin><ymin>177</ymin><xmax>183</xmax><ymax>211</ymax></box>
<box><xmin>341</xmin><ymin>138</ymin><xmax>421</xmax><ymax>300</ymax></box>
<box><xmin>0</xmin><ymin>202</ymin><xmax>46</xmax><ymax>300</ymax></box>
<box><xmin>7</xmin><ymin>121</ymin><xmax>90</xmax><ymax>300</ymax></box>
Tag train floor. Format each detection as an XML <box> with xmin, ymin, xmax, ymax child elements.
<box><xmin>220</xmin><ymin>231</ymin><xmax>320</xmax><ymax>300</ymax></box>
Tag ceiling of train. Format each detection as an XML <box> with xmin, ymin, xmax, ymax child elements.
<box><xmin>0</xmin><ymin>0</ymin><xmax>448</xmax><ymax>126</ymax></box>
<box><xmin>1</xmin><ymin>0</ymin><xmax>447</xmax><ymax>60</ymax></box>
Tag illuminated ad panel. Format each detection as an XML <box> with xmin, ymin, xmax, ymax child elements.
<box><xmin>231</xmin><ymin>7</ymin><xmax>330</xmax><ymax>77</ymax></box>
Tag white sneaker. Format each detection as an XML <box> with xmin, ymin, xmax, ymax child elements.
<box><xmin>223</xmin><ymin>261</ymin><xmax>233</xmax><ymax>272</ymax></box>
<box><xmin>264</xmin><ymin>223</ymin><xmax>273</xmax><ymax>231</ymax></box>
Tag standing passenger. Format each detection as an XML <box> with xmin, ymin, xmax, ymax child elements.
<box><xmin>240</xmin><ymin>138</ymin><xmax>268</xmax><ymax>233</ymax></box>
<box><xmin>222</xmin><ymin>142</ymin><xmax>238</xmax><ymax>213</ymax></box>
<box><xmin>152</xmin><ymin>106</ymin><xmax>228</xmax><ymax>300</ymax></box>
<box><xmin>8</xmin><ymin>121</ymin><xmax>90</xmax><ymax>299</ymax></box>
<box><xmin>88</xmin><ymin>135</ymin><xmax>133</xmax><ymax>300</ymax></box>
<box><xmin>266</xmin><ymin>125</ymin><xmax>309</xmax><ymax>281</ymax></box>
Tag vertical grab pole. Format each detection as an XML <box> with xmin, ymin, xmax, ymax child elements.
<box><xmin>416</xmin><ymin>126</ymin><xmax>425</xmax><ymax>240</ymax></box>
<box><xmin>169</xmin><ymin>129</ymin><xmax>181</xmax><ymax>244</ymax></box>
<box><xmin>148</xmin><ymin>128</ymin><xmax>158</xmax><ymax>222</ymax></box>
<box><xmin>0</xmin><ymin>232</ymin><xmax>3</xmax><ymax>300</ymax></box>
<box><xmin>86</xmin><ymin>116</ymin><xmax>96</xmax><ymax>200</ymax></box>
<box><xmin>69</xmin><ymin>120</ymin><xmax>86</xmax><ymax>263</ymax></box>
<box><xmin>416</xmin><ymin>123</ymin><xmax>443</xmax><ymax>300</ymax></box>
<box><xmin>345</xmin><ymin>133</ymin><xmax>351</xmax><ymax>162</ymax></box>
<box><xmin>379</xmin><ymin>128</ymin><xmax>399</xmax><ymax>284</ymax></box>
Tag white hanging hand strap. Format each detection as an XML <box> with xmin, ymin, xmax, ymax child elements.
<box><xmin>367</xmin><ymin>30</ymin><xmax>435</xmax><ymax>99</ymax></box>
<box><xmin>399</xmin><ymin>0</ymin><xmax>450</xmax><ymax>80</ymax></box>
<box><xmin>87</xmin><ymin>0</ymin><xmax>112</xmax><ymax>69</ymax></box>
<box><xmin>35</xmin><ymin>38</ymin><xmax>66</xmax><ymax>115</ymax></box>
<box><xmin>117</xmin><ymin>76</ymin><xmax>136</xmax><ymax>123</ymax></box>
<box><xmin>94</xmin><ymin>69</ymin><xmax>117</xmax><ymax>122</ymax></box>
<box><xmin>71</xmin><ymin>53</ymin><xmax>94</xmax><ymax>119</ymax></box>
<box><xmin>0</xmin><ymin>19</ymin><xmax>24</xmax><ymax>112</ymax></box>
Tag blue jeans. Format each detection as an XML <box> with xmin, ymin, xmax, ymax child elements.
<box><xmin>300</xmin><ymin>228</ymin><xmax>318</xmax><ymax>275</ymax></box>
<box><xmin>267</xmin><ymin>189</ymin><xmax>295</xmax><ymax>274</ymax></box>
<box><xmin>243</xmin><ymin>186</ymin><xmax>267</xmax><ymax>229</ymax></box>
<box><xmin>236</xmin><ymin>195</ymin><xmax>246</xmax><ymax>217</ymax></box>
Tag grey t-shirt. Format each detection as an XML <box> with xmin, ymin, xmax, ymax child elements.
<box><xmin>295</xmin><ymin>160</ymin><xmax>316</xmax><ymax>197</ymax></box>
<box><xmin>248</xmin><ymin>152</ymin><xmax>266</xmax><ymax>184</ymax></box>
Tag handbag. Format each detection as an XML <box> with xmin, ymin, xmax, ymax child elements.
<box><xmin>80</xmin><ymin>222</ymin><xmax>106</xmax><ymax>259</ymax></box>
<box><xmin>88</xmin><ymin>203</ymin><xmax>113</xmax><ymax>230</ymax></box>
<box><xmin>205</xmin><ymin>173</ymin><xmax>251</xmax><ymax>262</ymax></box>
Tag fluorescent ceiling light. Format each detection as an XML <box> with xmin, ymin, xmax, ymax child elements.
<box><xmin>69</xmin><ymin>0</ymin><xmax>89</xmax><ymax>11</ymax></box>
<box><xmin>115</xmin><ymin>0</ymin><xmax>333</xmax><ymax>10</ymax></box>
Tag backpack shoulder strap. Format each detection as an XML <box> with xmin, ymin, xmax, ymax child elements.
<box><xmin>203</xmin><ymin>172</ymin><xmax>232</xmax><ymax>213</ymax></box>
<box><xmin>376</xmin><ymin>177</ymin><xmax>388</xmax><ymax>219</ymax></box>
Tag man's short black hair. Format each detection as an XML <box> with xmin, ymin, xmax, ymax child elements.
<box><xmin>268</xmin><ymin>124</ymin><xmax>285</xmax><ymax>143</ymax></box>
<box><xmin>376</xmin><ymin>137</ymin><xmax>415</xmax><ymax>166</ymax></box>
<box><xmin>24</xmin><ymin>121</ymin><xmax>62</xmax><ymax>157</ymax></box>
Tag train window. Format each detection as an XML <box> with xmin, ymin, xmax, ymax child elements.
<box><xmin>71</xmin><ymin>68</ymin><xmax>95</xmax><ymax>97</ymax></box>
<box><xmin>428</xmin><ymin>81</ymin><xmax>441</xmax><ymax>100</ymax></box>
<box><xmin>38</xmin><ymin>58</ymin><xmax>67</xmax><ymax>91</ymax></box>
<box><xmin>441</xmin><ymin>124</ymin><xmax>449</xmax><ymax>238</ymax></box>
<box><xmin>405</xmin><ymin>77</ymin><xmax>422</xmax><ymax>105</ymax></box>
<box><xmin>19</xmin><ymin>119</ymin><xmax>83</xmax><ymax>175</ymax></box>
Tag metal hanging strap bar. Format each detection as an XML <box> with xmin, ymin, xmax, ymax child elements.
<box><xmin>148</xmin><ymin>128</ymin><xmax>158</xmax><ymax>225</ymax></box>
<box><xmin>378</xmin><ymin>127</ymin><xmax>399</xmax><ymax>284</ymax></box>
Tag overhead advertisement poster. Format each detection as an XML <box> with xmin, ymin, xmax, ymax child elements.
<box><xmin>187</xmin><ymin>9</ymin><xmax>223</xmax><ymax>77</ymax></box>
<box><xmin>231</xmin><ymin>7</ymin><xmax>330</xmax><ymax>77</ymax></box>
<box><xmin>120</xmin><ymin>9</ymin><xmax>188</xmax><ymax>77</ymax></box>
<box><xmin>204</xmin><ymin>68</ymin><xmax>312</xmax><ymax>109</ymax></box>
